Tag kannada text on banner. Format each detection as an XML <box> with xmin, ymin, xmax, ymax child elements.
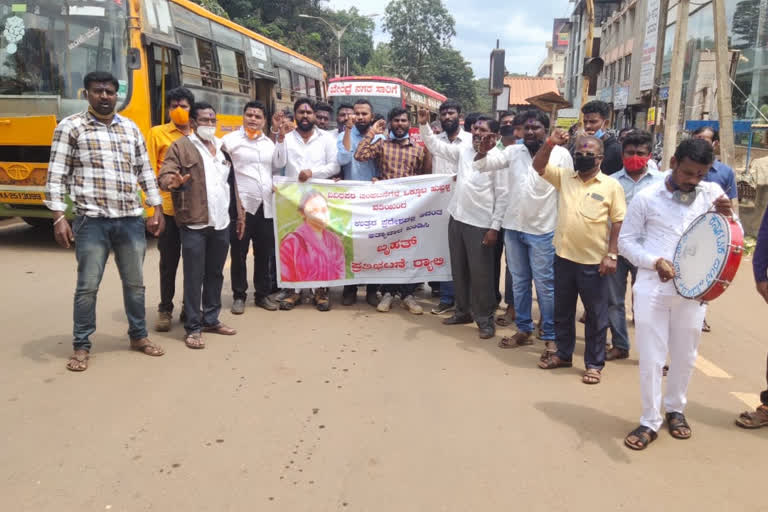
<box><xmin>273</xmin><ymin>175</ymin><xmax>454</xmax><ymax>288</ymax></box>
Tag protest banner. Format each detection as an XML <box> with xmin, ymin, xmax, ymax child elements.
<box><xmin>273</xmin><ymin>174</ymin><xmax>454</xmax><ymax>288</ymax></box>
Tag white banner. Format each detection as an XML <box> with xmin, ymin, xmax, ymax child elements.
<box><xmin>327</xmin><ymin>81</ymin><xmax>402</xmax><ymax>98</ymax></box>
<box><xmin>639</xmin><ymin>0</ymin><xmax>661</xmax><ymax>91</ymax></box>
<box><xmin>273</xmin><ymin>175</ymin><xmax>454</xmax><ymax>288</ymax></box>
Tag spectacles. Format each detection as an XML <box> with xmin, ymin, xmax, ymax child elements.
<box><xmin>574</xmin><ymin>152</ymin><xmax>603</xmax><ymax>158</ymax></box>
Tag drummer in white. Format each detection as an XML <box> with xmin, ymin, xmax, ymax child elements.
<box><xmin>619</xmin><ymin>139</ymin><xmax>733</xmax><ymax>450</ymax></box>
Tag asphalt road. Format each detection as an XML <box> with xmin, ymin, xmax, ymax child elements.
<box><xmin>1</xmin><ymin>218</ymin><xmax>766</xmax><ymax>511</ymax></box>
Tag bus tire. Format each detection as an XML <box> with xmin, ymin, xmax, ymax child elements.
<box><xmin>22</xmin><ymin>217</ymin><xmax>54</xmax><ymax>229</ymax></box>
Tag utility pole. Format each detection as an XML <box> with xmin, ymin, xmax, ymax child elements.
<box><xmin>651</xmin><ymin>0</ymin><xmax>669</xmax><ymax>141</ymax></box>
<box><xmin>579</xmin><ymin>0</ymin><xmax>595</xmax><ymax>123</ymax></box>
<box><xmin>662</xmin><ymin>0</ymin><xmax>689</xmax><ymax>170</ymax></box>
<box><xmin>713</xmin><ymin>0</ymin><xmax>735</xmax><ymax>167</ymax></box>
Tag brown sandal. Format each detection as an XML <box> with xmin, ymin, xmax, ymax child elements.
<box><xmin>66</xmin><ymin>350</ymin><xmax>89</xmax><ymax>372</ymax></box>
<box><xmin>130</xmin><ymin>338</ymin><xmax>165</xmax><ymax>356</ymax></box>
<box><xmin>539</xmin><ymin>341</ymin><xmax>557</xmax><ymax>361</ymax></box>
<box><xmin>185</xmin><ymin>332</ymin><xmax>205</xmax><ymax>349</ymax></box>
<box><xmin>735</xmin><ymin>405</ymin><xmax>768</xmax><ymax>429</ymax></box>
<box><xmin>202</xmin><ymin>323</ymin><xmax>237</xmax><ymax>335</ymax></box>
<box><xmin>582</xmin><ymin>368</ymin><xmax>602</xmax><ymax>384</ymax></box>
<box><xmin>538</xmin><ymin>353</ymin><xmax>573</xmax><ymax>369</ymax></box>
<box><xmin>498</xmin><ymin>331</ymin><xmax>533</xmax><ymax>349</ymax></box>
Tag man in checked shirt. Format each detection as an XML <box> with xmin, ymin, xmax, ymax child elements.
<box><xmin>45</xmin><ymin>71</ymin><xmax>166</xmax><ymax>372</ymax></box>
<box><xmin>355</xmin><ymin>106</ymin><xmax>432</xmax><ymax>314</ymax></box>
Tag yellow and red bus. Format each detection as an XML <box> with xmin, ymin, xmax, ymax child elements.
<box><xmin>0</xmin><ymin>0</ymin><xmax>325</xmax><ymax>225</ymax></box>
<box><xmin>327</xmin><ymin>75</ymin><xmax>446</xmax><ymax>128</ymax></box>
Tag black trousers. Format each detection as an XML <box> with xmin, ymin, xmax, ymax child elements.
<box><xmin>381</xmin><ymin>283</ymin><xmax>417</xmax><ymax>296</ymax></box>
<box><xmin>343</xmin><ymin>284</ymin><xmax>379</xmax><ymax>296</ymax></box>
<box><xmin>157</xmin><ymin>213</ymin><xmax>182</xmax><ymax>313</ymax></box>
<box><xmin>553</xmin><ymin>255</ymin><xmax>608</xmax><ymax>370</ymax></box>
<box><xmin>448</xmin><ymin>216</ymin><xmax>496</xmax><ymax>329</ymax></box>
<box><xmin>230</xmin><ymin>206</ymin><xmax>276</xmax><ymax>301</ymax></box>
<box><xmin>180</xmin><ymin>226</ymin><xmax>230</xmax><ymax>334</ymax></box>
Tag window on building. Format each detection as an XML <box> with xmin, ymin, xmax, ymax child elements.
<box><xmin>624</xmin><ymin>54</ymin><xmax>632</xmax><ymax>82</ymax></box>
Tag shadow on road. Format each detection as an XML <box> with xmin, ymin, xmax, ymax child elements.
<box><xmin>535</xmin><ymin>401</ymin><xmax>636</xmax><ymax>463</ymax></box>
<box><xmin>0</xmin><ymin>222</ymin><xmax>61</xmax><ymax>251</ymax></box>
<box><xmin>21</xmin><ymin>333</ymin><xmax>130</xmax><ymax>363</ymax></box>
<box><xmin>686</xmin><ymin>399</ymin><xmax>768</xmax><ymax>438</ymax></box>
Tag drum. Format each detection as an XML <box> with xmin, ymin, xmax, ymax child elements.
<box><xmin>673</xmin><ymin>212</ymin><xmax>744</xmax><ymax>302</ymax></box>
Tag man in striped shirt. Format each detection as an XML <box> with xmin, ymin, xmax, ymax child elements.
<box><xmin>355</xmin><ymin>107</ymin><xmax>432</xmax><ymax>314</ymax></box>
<box><xmin>45</xmin><ymin>71</ymin><xmax>166</xmax><ymax>372</ymax></box>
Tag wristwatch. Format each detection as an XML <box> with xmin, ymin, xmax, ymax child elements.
<box><xmin>606</xmin><ymin>253</ymin><xmax>618</xmax><ymax>261</ymax></box>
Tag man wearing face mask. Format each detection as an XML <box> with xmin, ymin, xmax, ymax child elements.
<box><xmin>337</xmin><ymin>99</ymin><xmax>384</xmax><ymax>307</ymax></box>
<box><xmin>418</xmin><ymin>107</ymin><xmax>507</xmax><ymax>339</ymax></box>
<box><xmin>474</xmin><ymin>110</ymin><xmax>573</xmax><ymax>354</ymax></box>
<box><xmin>619</xmin><ymin>139</ymin><xmax>732</xmax><ymax>451</ymax></box>
<box><xmin>223</xmin><ymin>101</ymin><xmax>290</xmax><ymax>315</ymax></box>
<box><xmin>581</xmin><ymin>100</ymin><xmax>623</xmax><ymax>175</ymax></box>
<box><xmin>429</xmin><ymin>100</ymin><xmax>472</xmax><ymax>315</ymax></box>
<box><xmin>273</xmin><ymin>98</ymin><xmax>340</xmax><ymax>311</ymax></box>
<box><xmin>355</xmin><ymin>107</ymin><xmax>432</xmax><ymax>315</ymax></box>
<box><xmin>147</xmin><ymin>87</ymin><xmax>195</xmax><ymax>332</ymax></box>
<box><xmin>530</xmin><ymin>129</ymin><xmax>626</xmax><ymax>385</ymax></box>
<box><xmin>605</xmin><ymin>130</ymin><xmax>663</xmax><ymax>361</ymax></box>
<box><xmin>159</xmin><ymin>102</ymin><xmax>246</xmax><ymax>350</ymax></box>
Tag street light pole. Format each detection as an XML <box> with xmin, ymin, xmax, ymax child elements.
<box><xmin>299</xmin><ymin>13</ymin><xmax>378</xmax><ymax>77</ymax></box>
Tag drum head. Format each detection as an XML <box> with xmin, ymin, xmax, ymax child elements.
<box><xmin>673</xmin><ymin>213</ymin><xmax>731</xmax><ymax>299</ymax></box>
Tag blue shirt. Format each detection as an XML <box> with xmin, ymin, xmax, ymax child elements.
<box><xmin>337</xmin><ymin>126</ymin><xmax>384</xmax><ymax>181</ymax></box>
<box><xmin>613</xmin><ymin>167</ymin><xmax>665</xmax><ymax>204</ymax></box>
<box><xmin>704</xmin><ymin>160</ymin><xmax>738</xmax><ymax>199</ymax></box>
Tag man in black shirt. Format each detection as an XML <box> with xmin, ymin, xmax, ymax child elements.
<box><xmin>581</xmin><ymin>100</ymin><xmax>622</xmax><ymax>175</ymax></box>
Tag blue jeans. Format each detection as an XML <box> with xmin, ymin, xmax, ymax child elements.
<box><xmin>504</xmin><ymin>229</ymin><xmax>555</xmax><ymax>339</ymax></box>
<box><xmin>606</xmin><ymin>256</ymin><xmax>637</xmax><ymax>351</ymax></box>
<box><xmin>439</xmin><ymin>280</ymin><xmax>455</xmax><ymax>305</ymax></box>
<box><xmin>180</xmin><ymin>226</ymin><xmax>230</xmax><ymax>334</ymax></box>
<box><xmin>72</xmin><ymin>216</ymin><xmax>148</xmax><ymax>351</ymax></box>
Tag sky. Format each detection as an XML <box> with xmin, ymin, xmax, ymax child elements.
<box><xmin>327</xmin><ymin>0</ymin><xmax>573</xmax><ymax>79</ymax></box>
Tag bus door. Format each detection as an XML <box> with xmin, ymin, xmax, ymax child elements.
<box><xmin>146</xmin><ymin>44</ymin><xmax>181</xmax><ymax>126</ymax></box>
<box><xmin>251</xmin><ymin>73</ymin><xmax>275</xmax><ymax>111</ymax></box>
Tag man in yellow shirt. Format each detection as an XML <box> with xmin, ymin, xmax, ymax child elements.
<box><xmin>146</xmin><ymin>87</ymin><xmax>195</xmax><ymax>332</ymax></box>
<box><xmin>532</xmin><ymin>129</ymin><xmax>626</xmax><ymax>385</ymax></box>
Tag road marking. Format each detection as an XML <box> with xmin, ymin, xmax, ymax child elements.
<box><xmin>694</xmin><ymin>355</ymin><xmax>732</xmax><ymax>379</ymax></box>
<box><xmin>730</xmin><ymin>392</ymin><xmax>762</xmax><ymax>409</ymax></box>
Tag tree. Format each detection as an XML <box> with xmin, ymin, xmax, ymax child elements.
<box><xmin>362</xmin><ymin>43</ymin><xmax>395</xmax><ymax>76</ymax></box>
<box><xmin>383</xmin><ymin>0</ymin><xmax>456</xmax><ymax>83</ymax></box>
<box><xmin>191</xmin><ymin>0</ymin><xmax>229</xmax><ymax>19</ymax></box>
<box><xmin>471</xmin><ymin>78</ymin><xmax>493</xmax><ymax>114</ymax></box>
<box><xmin>424</xmin><ymin>48</ymin><xmax>476</xmax><ymax>111</ymax></box>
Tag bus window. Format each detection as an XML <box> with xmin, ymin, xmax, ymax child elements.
<box><xmin>196</xmin><ymin>38</ymin><xmax>219</xmax><ymax>89</ymax></box>
<box><xmin>291</xmin><ymin>72</ymin><xmax>306</xmax><ymax>96</ymax></box>
<box><xmin>235</xmin><ymin>52</ymin><xmax>249</xmax><ymax>95</ymax></box>
<box><xmin>178</xmin><ymin>32</ymin><xmax>202</xmax><ymax>86</ymax></box>
<box><xmin>307</xmin><ymin>78</ymin><xmax>316</xmax><ymax>100</ymax></box>
<box><xmin>277</xmin><ymin>67</ymin><xmax>291</xmax><ymax>100</ymax></box>
<box><xmin>217</xmin><ymin>46</ymin><xmax>240</xmax><ymax>93</ymax></box>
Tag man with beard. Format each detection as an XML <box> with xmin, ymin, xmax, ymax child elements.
<box><xmin>582</xmin><ymin>100</ymin><xmax>622</xmax><ymax>175</ymax></box>
<box><xmin>418</xmin><ymin>107</ymin><xmax>507</xmax><ymax>339</ymax></box>
<box><xmin>532</xmin><ymin>129</ymin><xmax>625</xmax><ymax>385</ymax></box>
<box><xmin>619</xmin><ymin>139</ymin><xmax>732</xmax><ymax>450</ymax></box>
<box><xmin>314</xmin><ymin>102</ymin><xmax>333</xmax><ymax>131</ymax></box>
<box><xmin>355</xmin><ymin>107</ymin><xmax>432</xmax><ymax>315</ymax></box>
<box><xmin>338</xmin><ymin>99</ymin><xmax>385</xmax><ymax>307</ymax></box>
<box><xmin>474</xmin><ymin>110</ymin><xmax>572</xmax><ymax>355</ymax></box>
<box><xmin>273</xmin><ymin>98</ymin><xmax>340</xmax><ymax>311</ymax></box>
<box><xmin>429</xmin><ymin>100</ymin><xmax>472</xmax><ymax>315</ymax></box>
<box><xmin>605</xmin><ymin>130</ymin><xmax>663</xmax><ymax>361</ymax></box>
<box><xmin>335</xmin><ymin>104</ymin><xmax>354</xmax><ymax>135</ymax></box>
<box><xmin>45</xmin><ymin>71</ymin><xmax>166</xmax><ymax>371</ymax></box>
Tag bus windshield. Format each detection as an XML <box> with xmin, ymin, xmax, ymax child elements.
<box><xmin>0</xmin><ymin>1</ymin><xmax>129</xmax><ymax>117</ymax></box>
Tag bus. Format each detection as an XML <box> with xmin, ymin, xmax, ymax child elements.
<box><xmin>0</xmin><ymin>0</ymin><xmax>326</xmax><ymax>225</ymax></box>
<box><xmin>327</xmin><ymin>76</ymin><xmax>446</xmax><ymax>128</ymax></box>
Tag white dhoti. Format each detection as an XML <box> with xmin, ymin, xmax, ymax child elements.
<box><xmin>632</xmin><ymin>270</ymin><xmax>707</xmax><ymax>431</ymax></box>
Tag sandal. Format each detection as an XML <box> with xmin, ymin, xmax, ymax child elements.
<box><xmin>185</xmin><ymin>332</ymin><xmax>205</xmax><ymax>349</ymax></box>
<box><xmin>624</xmin><ymin>425</ymin><xmax>658</xmax><ymax>450</ymax></box>
<box><xmin>498</xmin><ymin>331</ymin><xmax>533</xmax><ymax>349</ymax></box>
<box><xmin>735</xmin><ymin>404</ymin><xmax>768</xmax><ymax>429</ymax></box>
<box><xmin>279</xmin><ymin>292</ymin><xmax>301</xmax><ymax>311</ymax></box>
<box><xmin>130</xmin><ymin>338</ymin><xmax>165</xmax><ymax>356</ymax></box>
<box><xmin>582</xmin><ymin>368</ymin><xmax>602</xmax><ymax>384</ymax></box>
<box><xmin>202</xmin><ymin>323</ymin><xmax>237</xmax><ymax>335</ymax></box>
<box><xmin>66</xmin><ymin>350</ymin><xmax>89</xmax><ymax>372</ymax></box>
<box><xmin>538</xmin><ymin>353</ymin><xmax>573</xmax><ymax>369</ymax></box>
<box><xmin>540</xmin><ymin>341</ymin><xmax>557</xmax><ymax>361</ymax></box>
<box><xmin>666</xmin><ymin>412</ymin><xmax>692</xmax><ymax>439</ymax></box>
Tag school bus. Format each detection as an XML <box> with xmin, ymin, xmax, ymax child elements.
<box><xmin>0</xmin><ymin>0</ymin><xmax>326</xmax><ymax>225</ymax></box>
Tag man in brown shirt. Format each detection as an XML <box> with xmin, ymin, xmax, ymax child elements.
<box><xmin>355</xmin><ymin>107</ymin><xmax>431</xmax><ymax>314</ymax></box>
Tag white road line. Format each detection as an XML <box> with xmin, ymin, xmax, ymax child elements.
<box><xmin>730</xmin><ymin>392</ymin><xmax>762</xmax><ymax>409</ymax></box>
<box><xmin>694</xmin><ymin>355</ymin><xmax>732</xmax><ymax>379</ymax></box>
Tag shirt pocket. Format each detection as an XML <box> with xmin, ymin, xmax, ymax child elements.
<box><xmin>578</xmin><ymin>192</ymin><xmax>608</xmax><ymax>222</ymax></box>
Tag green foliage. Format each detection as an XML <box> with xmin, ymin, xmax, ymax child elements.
<box><xmin>190</xmin><ymin>0</ymin><xmax>230</xmax><ymax>19</ymax></box>
<box><xmin>471</xmin><ymin>78</ymin><xmax>493</xmax><ymax>114</ymax></box>
<box><xmin>362</xmin><ymin>43</ymin><xmax>394</xmax><ymax>76</ymax></box>
<box><xmin>424</xmin><ymin>48</ymin><xmax>475</xmax><ymax>111</ymax></box>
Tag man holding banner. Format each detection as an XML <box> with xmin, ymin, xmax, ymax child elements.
<box><xmin>355</xmin><ymin>107</ymin><xmax>431</xmax><ymax>314</ymax></box>
<box><xmin>417</xmin><ymin>107</ymin><xmax>506</xmax><ymax>339</ymax></box>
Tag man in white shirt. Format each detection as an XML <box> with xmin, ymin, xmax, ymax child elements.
<box><xmin>223</xmin><ymin>101</ymin><xmax>289</xmax><ymax>314</ymax></box>
<box><xmin>418</xmin><ymin>107</ymin><xmax>507</xmax><ymax>339</ymax></box>
<box><xmin>619</xmin><ymin>139</ymin><xmax>733</xmax><ymax>451</ymax></box>
<box><xmin>477</xmin><ymin>110</ymin><xmax>573</xmax><ymax>352</ymax></box>
<box><xmin>273</xmin><ymin>98</ymin><xmax>340</xmax><ymax>311</ymax></box>
<box><xmin>159</xmin><ymin>102</ymin><xmax>245</xmax><ymax>349</ymax></box>
<box><xmin>429</xmin><ymin>100</ymin><xmax>472</xmax><ymax>315</ymax></box>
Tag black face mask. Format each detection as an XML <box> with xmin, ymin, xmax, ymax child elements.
<box><xmin>499</xmin><ymin>125</ymin><xmax>516</xmax><ymax>137</ymax></box>
<box><xmin>574</xmin><ymin>155</ymin><xmax>597</xmax><ymax>172</ymax></box>
<box><xmin>441</xmin><ymin>118</ymin><xmax>459</xmax><ymax>134</ymax></box>
<box><xmin>524</xmin><ymin>139</ymin><xmax>543</xmax><ymax>155</ymax></box>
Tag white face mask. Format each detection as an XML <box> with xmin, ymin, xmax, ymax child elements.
<box><xmin>197</xmin><ymin>125</ymin><xmax>217</xmax><ymax>142</ymax></box>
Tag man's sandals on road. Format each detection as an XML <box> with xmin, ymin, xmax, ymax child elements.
<box><xmin>66</xmin><ymin>338</ymin><xmax>164</xmax><ymax>371</ymax></box>
<box><xmin>498</xmin><ymin>331</ymin><xmax>533</xmax><ymax>349</ymax></box>
<box><xmin>538</xmin><ymin>352</ymin><xmax>572</xmax><ymax>370</ymax></box>
<box><xmin>624</xmin><ymin>426</ymin><xmax>658</xmax><ymax>450</ymax></box>
<box><xmin>66</xmin><ymin>350</ymin><xmax>90</xmax><ymax>372</ymax></box>
<box><xmin>735</xmin><ymin>404</ymin><xmax>768</xmax><ymax>429</ymax></box>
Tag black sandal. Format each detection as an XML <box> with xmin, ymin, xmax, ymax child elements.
<box><xmin>666</xmin><ymin>412</ymin><xmax>692</xmax><ymax>439</ymax></box>
<box><xmin>624</xmin><ymin>425</ymin><xmax>658</xmax><ymax>450</ymax></box>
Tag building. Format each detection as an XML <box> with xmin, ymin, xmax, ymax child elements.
<box><xmin>503</xmin><ymin>76</ymin><xmax>560</xmax><ymax>112</ymax></box>
<box><xmin>537</xmin><ymin>19</ymin><xmax>571</xmax><ymax>95</ymax></box>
